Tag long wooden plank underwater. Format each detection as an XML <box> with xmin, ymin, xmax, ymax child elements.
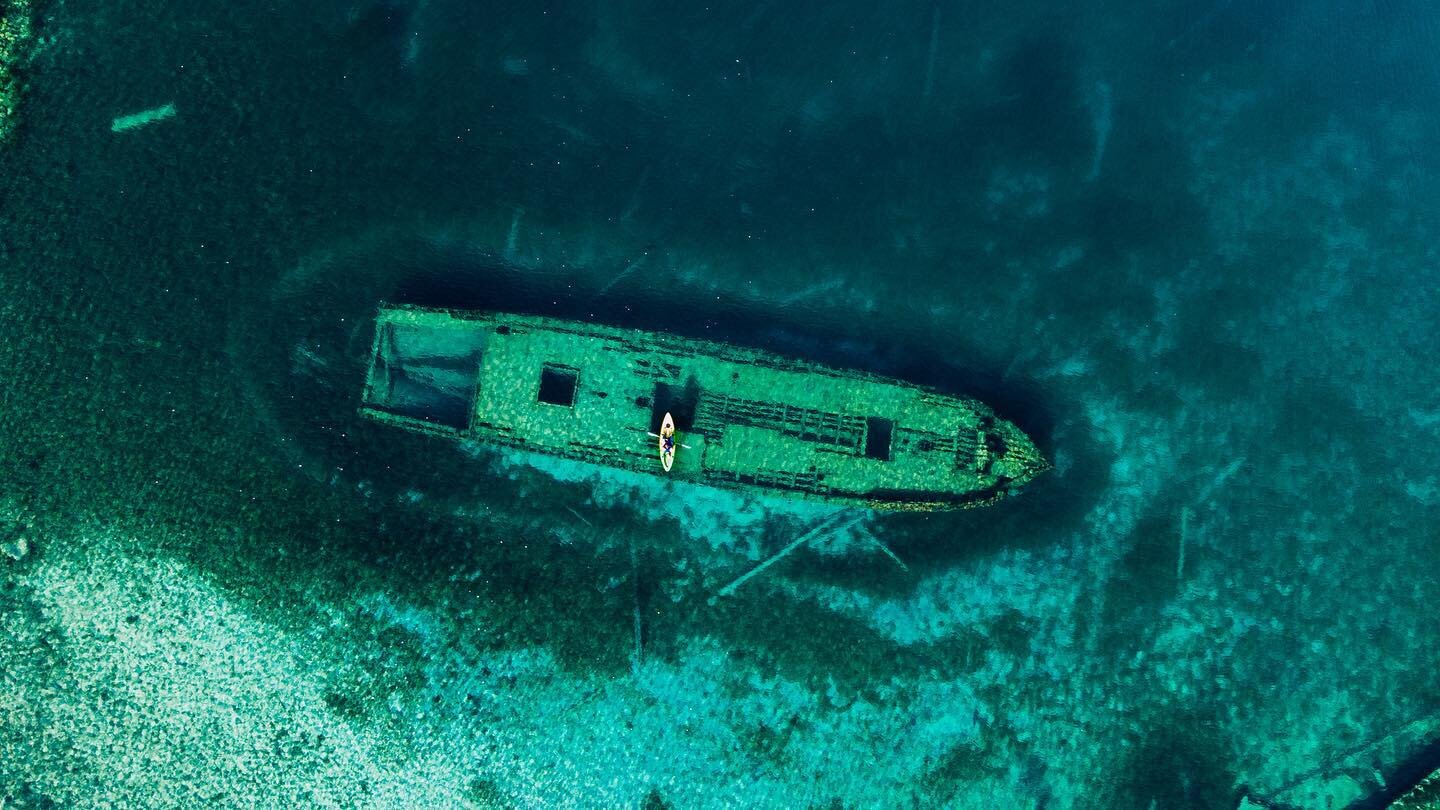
<box><xmin>359</xmin><ymin>304</ymin><xmax>1049</xmax><ymax>511</ymax></box>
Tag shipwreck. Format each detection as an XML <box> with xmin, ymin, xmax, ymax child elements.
<box><xmin>359</xmin><ymin>304</ymin><xmax>1049</xmax><ymax>511</ymax></box>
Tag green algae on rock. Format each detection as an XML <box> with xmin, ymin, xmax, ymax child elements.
<box><xmin>360</xmin><ymin>304</ymin><xmax>1049</xmax><ymax>511</ymax></box>
<box><xmin>1392</xmin><ymin>764</ymin><xmax>1440</xmax><ymax>809</ymax></box>
<box><xmin>0</xmin><ymin>0</ymin><xmax>34</xmax><ymax>144</ymax></box>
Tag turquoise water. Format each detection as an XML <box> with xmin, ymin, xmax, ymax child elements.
<box><xmin>3</xmin><ymin>1</ymin><xmax>1439</xmax><ymax>807</ymax></box>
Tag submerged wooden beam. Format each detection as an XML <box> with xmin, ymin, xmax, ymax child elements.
<box><xmin>714</xmin><ymin>514</ymin><xmax>862</xmax><ymax>599</ymax></box>
<box><xmin>111</xmin><ymin>103</ymin><xmax>177</xmax><ymax>133</ymax></box>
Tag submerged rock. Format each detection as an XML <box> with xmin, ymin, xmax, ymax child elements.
<box><xmin>1</xmin><ymin>526</ymin><xmax>30</xmax><ymax>561</ymax></box>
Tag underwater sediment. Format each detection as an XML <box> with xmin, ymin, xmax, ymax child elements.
<box><xmin>3</xmin><ymin>0</ymin><xmax>1440</xmax><ymax>805</ymax></box>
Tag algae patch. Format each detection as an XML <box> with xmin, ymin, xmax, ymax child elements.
<box><xmin>0</xmin><ymin>0</ymin><xmax>36</xmax><ymax>143</ymax></box>
<box><xmin>111</xmin><ymin>102</ymin><xmax>177</xmax><ymax>133</ymax></box>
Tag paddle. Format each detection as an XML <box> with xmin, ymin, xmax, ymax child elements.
<box><xmin>646</xmin><ymin>431</ymin><xmax>692</xmax><ymax>450</ymax></box>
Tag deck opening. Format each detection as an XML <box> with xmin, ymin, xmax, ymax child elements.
<box><xmin>363</xmin><ymin>321</ymin><xmax>485</xmax><ymax>431</ymax></box>
<box><xmin>984</xmin><ymin>430</ymin><xmax>1008</xmax><ymax>455</ymax></box>
<box><xmin>538</xmin><ymin>364</ymin><xmax>579</xmax><ymax>406</ymax></box>
<box><xmin>652</xmin><ymin>378</ymin><xmax>701</xmax><ymax>432</ymax></box>
<box><xmin>865</xmin><ymin>417</ymin><xmax>894</xmax><ymax>460</ymax></box>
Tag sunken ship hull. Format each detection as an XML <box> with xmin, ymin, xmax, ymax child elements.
<box><xmin>359</xmin><ymin>305</ymin><xmax>1049</xmax><ymax>512</ymax></box>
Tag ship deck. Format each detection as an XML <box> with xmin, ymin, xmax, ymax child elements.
<box><xmin>360</xmin><ymin>305</ymin><xmax>1047</xmax><ymax>510</ymax></box>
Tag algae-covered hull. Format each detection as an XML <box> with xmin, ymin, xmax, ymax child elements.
<box><xmin>359</xmin><ymin>305</ymin><xmax>1049</xmax><ymax>511</ymax></box>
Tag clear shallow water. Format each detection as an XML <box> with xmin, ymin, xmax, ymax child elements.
<box><xmin>2</xmin><ymin>1</ymin><xmax>1439</xmax><ymax>807</ymax></box>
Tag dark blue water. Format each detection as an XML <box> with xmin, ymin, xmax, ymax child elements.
<box><xmin>3</xmin><ymin>0</ymin><xmax>1440</xmax><ymax>806</ymax></box>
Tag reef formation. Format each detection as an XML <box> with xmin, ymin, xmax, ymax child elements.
<box><xmin>0</xmin><ymin>0</ymin><xmax>35</xmax><ymax>143</ymax></box>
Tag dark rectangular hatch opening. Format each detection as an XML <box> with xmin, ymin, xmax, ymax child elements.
<box><xmin>651</xmin><ymin>378</ymin><xmax>701</xmax><ymax>432</ymax></box>
<box><xmin>538</xmin><ymin>364</ymin><xmax>579</xmax><ymax>407</ymax></box>
<box><xmin>865</xmin><ymin>417</ymin><xmax>894</xmax><ymax>460</ymax></box>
